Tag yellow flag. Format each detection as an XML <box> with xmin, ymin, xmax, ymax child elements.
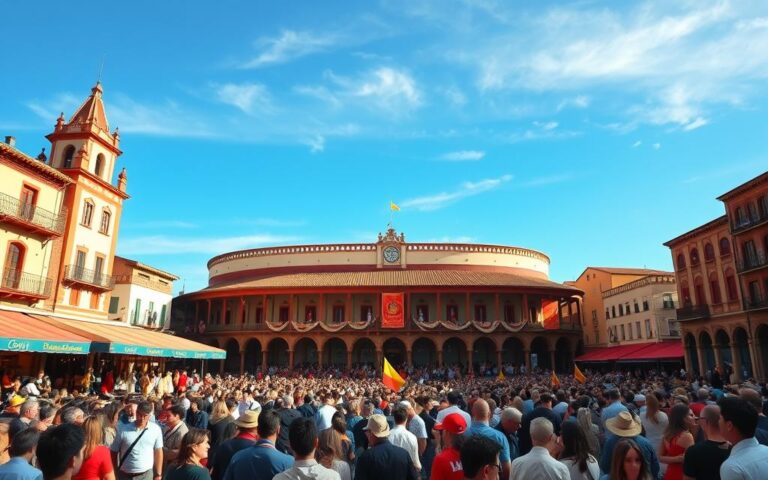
<box><xmin>551</xmin><ymin>371</ymin><xmax>560</xmax><ymax>388</ymax></box>
<box><xmin>497</xmin><ymin>370</ymin><xmax>505</xmax><ymax>380</ymax></box>
<box><xmin>390</xmin><ymin>201</ymin><xmax>400</xmax><ymax>211</ymax></box>
<box><xmin>382</xmin><ymin>357</ymin><xmax>406</xmax><ymax>392</ymax></box>
<box><xmin>574</xmin><ymin>364</ymin><xmax>586</xmax><ymax>384</ymax></box>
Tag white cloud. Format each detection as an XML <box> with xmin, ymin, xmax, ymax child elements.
<box><xmin>107</xmin><ymin>95</ymin><xmax>214</xmax><ymax>138</ymax></box>
<box><xmin>653</xmin><ymin>143</ymin><xmax>662</xmax><ymax>150</ymax></box>
<box><xmin>440</xmin><ymin>150</ymin><xmax>485</xmax><ymax>161</ymax></box>
<box><xmin>683</xmin><ymin>117</ymin><xmax>709</xmax><ymax>131</ymax></box>
<box><xmin>632</xmin><ymin>140</ymin><xmax>642</xmax><ymax>148</ymax></box>
<box><xmin>401</xmin><ymin>174</ymin><xmax>512</xmax><ymax>211</ymax></box>
<box><xmin>504</xmin><ymin>120</ymin><xmax>578</xmax><ymax>143</ymax></box>
<box><xmin>241</xmin><ymin>30</ymin><xmax>336</xmax><ymax>68</ymax></box>
<box><xmin>351</xmin><ymin>67</ymin><xmax>422</xmax><ymax>109</ymax></box>
<box><xmin>557</xmin><ymin>95</ymin><xmax>590</xmax><ymax>111</ymax></box>
<box><xmin>521</xmin><ymin>174</ymin><xmax>573</xmax><ymax>187</ymax></box>
<box><xmin>439</xmin><ymin>86</ymin><xmax>468</xmax><ymax>106</ymax></box>
<box><xmin>293</xmin><ymin>85</ymin><xmax>342</xmax><ymax>108</ymax></box>
<box><xmin>305</xmin><ymin>135</ymin><xmax>326</xmax><ymax>153</ymax></box>
<box><xmin>27</xmin><ymin>93</ymin><xmax>80</xmax><ymax>122</ymax></box>
<box><xmin>118</xmin><ymin>233</ymin><xmax>300</xmax><ymax>255</ymax></box>
<box><xmin>215</xmin><ymin>83</ymin><xmax>272</xmax><ymax>114</ymax></box>
<box><xmin>533</xmin><ymin>120</ymin><xmax>558</xmax><ymax>131</ymax></box>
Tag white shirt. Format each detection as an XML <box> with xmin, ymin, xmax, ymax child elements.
<box><xmin>407</xmin><ymin>414</ymin><xmax>427</xmax><ymax>440</ymax></box>
<box><xmin>273</xmin><ymin>460</ymin><xmax>341</xmax><ymax>480</ymax></box>
<box><xmin>511</xmin><ymin>446</ymin><xmax>570</xmax><ymax>480</ymax></box>
<box><xmin>720</xmin><ymin>437</ymin><xmax>768</xmax><ymax>480</ymax></box>
<box><xmin>560</xmin><ymin>455</ymin><xmax>600</xmax><ymax>480</ymax></box>
<box><xmin>110</xmin><ymin>421</ymin><xmax>163</xmax><ymax>474</ymax></box>
<box><xmin>389</xmin><ymin>425</ymin><xmax>421</xmax><ymax>471</ymax></box>
<box><xmin>640</xmin><ymin>411</ymin><xmax>669</xmax><ymax>455</ymax></box>
<box><xmin>436</xmin><ymin>405</ymin><xmax>471</xmax><ymax>428</ymax></box>
<box><xmin>316</xmin><ymin>404</ymin><xmax>337</xmax><ymax>431</ymax></box>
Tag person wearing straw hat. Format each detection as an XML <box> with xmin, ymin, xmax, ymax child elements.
<box><xmin>356</xmin><ymin>414</ymin><xmax>417</xmax><ymax>480</ymax></box>
<box><xmin>600</xmin><ymin>411</ymin><xmax>660</xmax><ymax>479</ymax></box>
<box><xmin>210</xmin><ymin>410</ymin><xmax>259</xmax><ymax>480</ymax></box>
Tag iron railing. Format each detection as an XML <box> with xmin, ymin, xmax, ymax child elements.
<box><xmin>731</xmin><ymin>211</ymin><xmax>768</xmax><ymax>234</ymax></box>
<box><xmin>736</xmin><ymin>251</ymin><xmax>768</xmax><ymax>273</ymax></box>
<box><xmin>63</xmin><ymin>265</ymin><xmax>114</xmax><ymax>289</ymax></box>
<box><xmin>676</xmin><ymin>304</ymin><xmax>710</xmax><ymax>321</ymax></box>
<box><xmin>1</xmin><ymin>268</ymin><xmax>52</xmax><ymax>298</ymax></box>
<box><xmin>744</xmin><ymin>297</ymin><xmax>768</xmax><ymax>311</ymax></box>
<box><xmin>0</xmin><ymin>192</ymin><xmax>67</xmax><ymax>235</ymax></box>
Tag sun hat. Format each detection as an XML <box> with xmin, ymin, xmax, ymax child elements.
<box><xmin>8</xmin><ymin>395</ymin><xmax>25</xmax><ymax>408</ymax></box>
<box><xmin>434</xmin><ymin>413</ymin><xmax>467</xmax><ymax>435</ymax></box>
<box><xmin>363</xmin><ymin>414</ymin><xmax>390</xmax><ymax>438</ymax></box>
<box><xmin>605</xmin><ymin>411</ymin><xmax>642</xmax><ymax>437</ymax></box>
<box><xmin>234</xmin><ymin>410</ymin><xmax>259</xmax><ymax>429</ymax></box>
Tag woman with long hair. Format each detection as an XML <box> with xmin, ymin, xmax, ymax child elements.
<box><xmin>576</xmin><ymin>407</ymin><xmax>600</xmax><ymax>458</ymax></box>
<box><xmin>101</xmin><ymin>403</ymin><xmax>120</xmax><ymax>447</ymax></box>
<box><xmin>166</xmin><ymin>429</ymin><xmax>211</xmax><ymax>480</ymax></box>
<box><xmin>558</xmin><ymin>420</ymin><xmax>600</xmax><ymax>480</ymax></box>
<box><xmin>659</xmin><ymin>404</ymin><xmax>695</xmax><ymax>480</ymax></box>
<box><xmin>331</xmin><ymin>411</ymin><xmax>355</xmax><ymax>465</ymax></box>
<box><xmin>73</xmin><ymin>416</ymin><xmax>115</xmax><ymax>480</ymax></box>
<box><xmin>640</xmin><ymin>393</ymin><xmax>669</xmax><ymax>473</ymax></box>
<box><xmin>207</xmin><ymin>400</ymin><xmax>235</xmax><ymax>456</ymax></box>
<box><xmin>317</xmin><ymin>429</ymin><xmax>351</xmax><ymax>480</ymax></box>
<box><xmin>610</xmin><ymin>439</ymin><xmax>653</xmax><ymax>480</ymax></box>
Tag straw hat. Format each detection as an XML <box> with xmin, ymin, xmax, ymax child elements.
<box><xmin>8</xmin><ymin>395</ymin><xmax>25</xmax><ymax>408</ymax></box>
<box><xmin>605</xmin><ymin>411</ymin><xmax>642</xmax><ymax>437</ymax></box>
<box><xmin>363</xmin><ymin>414</ymin><xmax>390</xmax><ymax>438</ymax></box>
<box><xmin>234</xmin><ymin>410</ymin><xmax>259</xmax><ymax>429</ymax></box>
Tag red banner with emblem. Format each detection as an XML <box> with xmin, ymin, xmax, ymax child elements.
<box><xmin>542</xmin><ymin>299</ymin><xmax>560</xmax><ymax>330</ymax></box>
<box><xmin>381</xmin><ymin>293</ymin><xmax>405</xmax><ymax>328</ymax></box>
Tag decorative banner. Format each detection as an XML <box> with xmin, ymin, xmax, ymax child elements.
<box><xmin>381</xmin><ymin>292</ymin><xmax>405</xmax><ymax>328</ymax></box>
<box><xmin>542</xmin><ymin>299</ymin><xmax>560</xmax><ymax>330</ymax></box>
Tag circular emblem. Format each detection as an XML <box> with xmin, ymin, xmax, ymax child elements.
<box><xmin>383</xmin><ymin>246</ymin><xmax>400</xmax><ymax>263</ymax></box>
<box><xmin>386</xmin><ymin>300</ymin><xmax>402</xmax><ymax>315</ymax></box>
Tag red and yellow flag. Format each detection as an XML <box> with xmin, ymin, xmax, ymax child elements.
<box><xmin>574</xmin><ymin>364</ymin><xmax>586</xmax><ymax>384</ymax></box>
<box><xmin>551</xmin><ymin>371</ymin><xmax>560</xmax><ymax>388</ymax></box>
<box><xmin>383</xmin><ymin>357</ymin><xmax>406</xmax><ymax>392</ymax></box>
<box><xmin>542</xmin><ymin>299</ymin><xmax>560</xmax><ymax>329</ymax></box>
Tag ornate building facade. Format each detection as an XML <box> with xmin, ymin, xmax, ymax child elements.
<box><xmin>172</xmin><ymin>228</ymin><xmax>584</xmax><ymax>374</ymax></box>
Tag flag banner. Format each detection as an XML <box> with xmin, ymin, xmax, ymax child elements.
<box><xmin>383</xmin><ymin>356</ymin><xmax>406</xmax><ymax>391</ymax></box>
<box><xmin>574</xmin><ymin>364</ymin><xmax>586</xmax><ymax>384</ymax></box>
<box><xmin>551</xmin><ymin>371</ymin><xmax>560</xmax><ymax>388</ymax></box>
<box><xmin>381</xmin><ymin>292</ymin><xmax>405</xmax><ymax>328</ymax></box>
<box><xmin>390</xmin><ymin>201</ymin><xmax>401</xmax><ymax>211</ymax></box>
<box><xmin>542</xmin><ymin>299</ymin><xmax>560</xmax><ymax>330</ymax></box>
<box><xmin>497</xmin><ymin>370</ymin><xmax>505</xmax><ymax>380</ymax></box>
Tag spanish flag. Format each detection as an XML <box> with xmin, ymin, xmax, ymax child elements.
<box><xmin>390</xmin><ymin>201</ymin><xmax>400</xmax><ymax>211</ymax></box>
<box><xmin>574</xmin><ymin>364</ymin><xmax>586</xmax><ymax>384</ymax></box>
<box><xmin>382</xmin><ymin>357</ymin><xmax>406</xmax><ymax>392</ymax></box>
<box><xmin>551</xmin><ymin>371</ymin><xmax>560</xmax><ymax>388</ymax></box>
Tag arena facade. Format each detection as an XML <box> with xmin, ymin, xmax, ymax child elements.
<box><xmin>171</xmin><ymin>228</ymin><xmax>584</xmax><ymax>374</ymax></box>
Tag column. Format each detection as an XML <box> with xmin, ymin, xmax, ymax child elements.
<box><xmin>376</xmin><ymin>350</ymin><xmax>383</xmax><ymax>370</ymax></box>
<box><xmin>522</xmin><ymin>295</ymin><xmax>529</xmax><ymax>322</ymax></box>
<box><xmin>748</xmin><ymin>339</ymin><xmax>762</xmax><ymax>381</ymax></box>
<box><xmin>262</xmin><ymin>294</ymin><xmax>268</xmax><ymax>324</ymax></box>
<box><xmin>262</xmin><ymin>350</ymin><xmax>268</xmax><ymax>372</ymax></box>
<box><xmin>713</xmin><ymin>344</ymin><xmax>723</xmax><ymax>374</ymax></box>
<box><xmin>206</xmin><ymin>299</ymin><xmax>211</xmax><ymax>324</ymax></box>
<box><xmin>465</xmin><ymin>292</ymin><xmax>471</xmax><ymax>325</ymax></box>
<box><xmin>288</xmin><ymin>350</ymin><xmax>295</xmax><ymax>369</ymax></box>
<box><xmin>466</xmin><ymin>347</ymin><xmax>473</xmax><ymax>372</ymax></box>
<box><xmin>238</xmin><ymin>297</ymin><xmax>245</xmax><ymax>326</ymax></box>
<box><xmin>683</xmin><ymin>345</ymin><xmax>693</xmax><ymax>376</ymax></box>
<box><xmin>346</xmin><ymin>293</ymin><xmax>352</xmax><ymax>323</ymax></box>
<box><xmin>318</xmin><ymin>350</ymin><xmax>323</xmax><ymax>369</ymax></box>
<box><xmin>494</xmin><ymin>293</ymin><xmax>500</xmax><ymax>322</ymax></box>
<box><xmin>437</xmin><ymin>293</ymin><xmax>442</xmax><ymax>322</ymax></box>
<box><xmin>550</xmin><ymin>350</ymin><xmax>557</xmax><ymax>373</ymax></box>
<box><xmin>290</xmin><ymin>294</ymin><xmax>296</xmax><ymax>323</ymax></box>
<box><xmin>524</xmin><ymin>350</ymin><xmax>531</xmax><ymax>372</ymax></box>
<box><xmin>319</xmin><ymin>294</ymin><xmax>326</xmax><ymax>324</ymax></box>
<box><xmin>407</xmin><ymin>349</ymin><xmax>413</xmax><ymax>367</ymax></box>
<box><xmin>437</xmin><ymin>350</ymin><xmax>443</xmax><ymax>368</ymax></box>
<box><xmin>696</xmin><ymin>345</ymin><xmax>706</xmax><ymax>377</ymax></box>
<box><xmin>730</xmin><ymin>341</ymin><xmax>743</xmax><ymax>382</ymax></box>
<box><xmin>496</xmin><ymin>349</ymin><xmax>503</xmax><ymax>373</ymax></box>
<box><xmin>239</xmin><ymin>350</ymin><xmax>246</xmax><ymax>375</ymax></box>
<box><xmin>347</xmin><ymin>350</ymin><xmax>353</xmax><ymax>371</ymax></box>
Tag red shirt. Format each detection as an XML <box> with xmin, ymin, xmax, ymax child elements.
<box><xmin>430</xmin><ymin>447</ymin><xmax>463</xmax><ymax>480</ymax></box>
<box><xmin>73</xmin><ymin>445</ymin><xmax>113</xmax><ymax>480</ymax></box>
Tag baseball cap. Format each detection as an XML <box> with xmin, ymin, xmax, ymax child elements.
<box><xmin>363</xmin><ymin>414</ymin><xmax>390</xmax><ymax>438</ymax></box>
<box><xmin>434</xmin><ymin>413</ymin><xmax>467</xmax><ymax>435</ymax></box>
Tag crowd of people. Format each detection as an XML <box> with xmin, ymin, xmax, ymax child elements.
<box><xmin>0</xmin><ymin>364</ymin><xmax>767</xmax><ymax>480</ymax></box>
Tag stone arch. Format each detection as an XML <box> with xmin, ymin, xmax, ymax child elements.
<box><xmin>699</xmin><ymin>331</ymin><xmax>715</xmax><ymax>374</ymax></box>
<box><xmin>715</xmin><ymin>329</ymin><xmax>732</xmax><ymax>374</ymax></box>
<box><xmin>267</xmin><ymin>338</ymin><xmax>289</xmax><ymax>368</ymax></box>
<box><xmin>502</xmin><ymin>337</ymin><xmax>525</xmax><ymax>367</ymax></box>
<box><xmin>223</xmin><ymin>338</ymin><xmax>240</xmax><ymax>373</ymax></box>
<box><xmin>243</xmin><ymin>338</ymin><xmax>262</xmax><ymax>374</ymax></box>
<box><xmin>352</xmin><ymin>338</ymin><xmax>376</xmax><ymax>367</ymax></box>
<box><xmin>732</xmin><ymin>327</ymin><xmax>752</xmax><ymax>379</ymax></box>
<box><xmin>323</xmin><ymin>338</ymin><xmax>347</xmax><ymax>367</ymax></box>
<box><xmin>472</xmin><ymin>337</ymin><xmax>496</xmax><ymax>373</ymax></box>
<box><xmin>412</xmin><ymin>337</ymin><xmax>437</xmax><ymax>367</ymax></box>
<box><xmin>442</xmin><ymin>337</ymin><xmax>468</xmax><ymax>368</ymax></box>
<box><xmin>294</xmin><ymin>338</ymin><xmax>318</xmax><ymax>367</ymax></box>
<box><xmin>383</xmin><ymin>338</ymin><xmax>407</xmax><ymax>366</ymax></box>
<box><xmin>530</xmin><ymin>336</ymin><xmax>550</xmax><ymax>370</ymax></box>
<box><xmin>554</xmin><ymin>337</ymin><xmax>573</xmax><ymax>373</ymax></box>
<box><xmin>684</xmin><ymin>333</ymin><xmax>699</xmax><ymax>375</ymax></box>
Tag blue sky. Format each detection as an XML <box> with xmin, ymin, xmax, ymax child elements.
<box><xmin>2</xmin><ymin>0</ymin><xmax>767</xmax><ymax>293</ymax></box>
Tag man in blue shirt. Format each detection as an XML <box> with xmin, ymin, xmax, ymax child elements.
<box><xmin>0</xmin><ymin>428</ymin><xmax>43</xmax><ymax>480</ymax></box>
<box><xmin>601</xmin><ymin>389</ymin><xmax>628</xmax><ymax>428</ymax></box>
<box><xmin>223</xmin><ymin>410</ymin><xmax>293</xmax><ymax>480</ymax></box>
<box><xmin>718</xmin><ymin>396</ymin><xmax>768</xmax><ymax>480</ymax></box>
<box><xmin>600</xmin><ymin>411</ymin><xmax>660</xmax><ymax>479</ymax></box>
<box><xmin>465</xmin><ymin>399</ymin><xmax>511</xmax><ymax>480</ymax></box>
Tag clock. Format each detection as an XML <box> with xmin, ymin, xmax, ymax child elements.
<box><xmin>383</xmin><ymin>246</ymin><xmax>400</xmax><ymax>263</ymax></box>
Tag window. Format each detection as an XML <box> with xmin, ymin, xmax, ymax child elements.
<box><xmin>94</xmin><ymin>256</ymin><xmax>104</xmax><ymax>275</ymax></box>
<box><xmin>90</xmin><ymin>292</ymin><xmax>100</xmax><ymax>309</ymax></box>
<box><xmin>633</xmin><ymin>302</ymin><xmax>639</xmax><ymax>313</ymax></box>
<box><xmin>710</xmin><ymin>278</ymin><xmax>722</xmax><ymax>304</ymax></box>
<box><xmin>255</xmin><ymin>307</ymin><xmax>263</xmax><ymax>323</ymax></box>
<box><xmin>304</xmin><ymin>305</ymin><xmax>316</xmax><ymax>322</ymax></box>
<box><xmin>628</xmin><ymin>323</ymin><xmax>633</xmax><ymax>340</ymax></box>
<box><xmin>694</xmin><ymin>281</ymin><xmax>706</xmax><ymax>306</ymax></box>
<box><xmin>504</xmin><ymin>304</ymin><xmax>515</xmax><ymax>323</ymax></box>
<box><xmin>612</xmin><ymin>305</ymin><xmax>616</xmax><ymax>317</ymax></box>
<box><xmin>704</xmin><ymin>243</ymin><xmax>715</xmax><ymax>261</ymax></box>
<box><xmin>690</xmin><ymin>248</ymin><xmax>700</xmax><ymax>265</ymax></box>
<box><xmin>108</xmin><ymin>297</ymin><xmax>119</xmax><ymax>314</ymax></box>
<box><xmin>677</xmin><ymin>253</ymin><xmax>686</xmax><ymax>269</ymax></box>
<box><xmin>725</xmin><ymin>274</ymin><xmax>738</xmax><ymax>301</ymax></box>
<box><xmin>595</xmin><ymin>331</ymin><xmax>600</xmax><ymax>343</ymax></box>
<box><xmin>446</xmin><ymin>304</ymin><xmax>459</xmax><ymax>323</ymax></box>
<box><xmin>133</xmin><ymin>299</ymin><xmax>141</xmax><ymax>324</ymax></box>
<box><xmin>625</xmin><ymin>302</ymin><xmax>631</xmax><ymax>315</ymax></box>
<box><xmin>619</xmin><ymin>304</ymin><xmax>624</xmax><ymax>316</ymax></box>
<box><xmin>279</xmin><ymin>306</ymin><xmax>289</xmax><ymax>322</ymax></box>
<box><xmin>69</xmin><ymin>288</ymin><xmax>81</xmax><ymax>306</ymax></box>
<box><xmin>94</xmin><ymin>154</ymin><xmax>105</xmax><ymax>177</ymax></box>
<box><xmin>735</xmin><ymin>207</ymin><xmax>747</xmax><ymax>226</ymax></box>
<box><xmin>99</xmin><ymin>210</ymin><xmax>111</xmax><ymax>234</ymax></box>
<box><xmin>681</xmin><ymin>285</ymin><xmax>691</xmax><ymax>305</ymax></box>
<box><xmin>636</xmin><ymin>321</ymin><xmax>641</xmax><ymax>338</ymax></box>
<box><xmin>662</xmin><ymin>294</ymin><xmax>674</xmax><ymax>309</ymax></box>
<box><xmin>474</xmin><ymin>304</ymin><xmax>487</xmax><ymax>323</ymax></box>
<box><xmin>138</xmin><ymin>273</ymin><xmax>150</xmax><ymax>280</ymax></box>
<box><xmin>332</xmin><ymin>305</ymin><xmax>345</xmax><ymax>323</ymax></box>
<box><xmin>148</xmin><ymin>301</ymin><xmax>155</xmax><ymax>325</ymax></box>
<box><xmin>159</xmin><ymin>304</ymin><xmax>167</xmax><ymax>327</ymax></box>
<box><xmin>62</xmin><ymin>145</ymin><xmax>75</xmax><ymax>168</ymax></box>
<box><xmin>760</xmin><ymin>195</ymin><xmax>768</xmax><ymax>218</ymax></box>
<box><xmin>592</xmin><ymin>310</ymin><xmax>597</xmax><ymax>321</ymax></box>
<box><xmin>748</xmin><ymin>281</ymin><xmax>761</xmax><ymax>305</ymax></box>
<box><xmin>719</xmin><ymin>238</ymin><xmax>731</xmax><ymax>256</ymax></box>
<box><xmin>605</xmin><ymin>308</ymin><xmax>610</xmax><ymax>319</ymax></box>
<box><xmin>81</xmin><ymin>200</ymin><xmax>94</xmax><ymax>227</ymax></box>
<box><xmin>75</xmin><ymin>250</ymin><xmax>86</xmax><ymax>279</ymax></box>
<box><xmin>19</xmin><ymin>186</ymin><xmax>37</xmax><ymax>221</ymax></box>
<box><xmin>621</xmin><ymin>324</ymin><xmax>626</xmax><ymax>340</ymax></box>
<box><xmin>748</xmin><ymin>203</ymin><xmax>759</xmax><ymax>222</ymax></box>
<box><xmin>360</xmin><ymin>305</ymin><xmax>373</xmax><ymax>322</ymax></box>
<box><xmin>642</xmin><ymin>300</ymin><xmax>649</xmax><ymax>311</ymax></box>
<box><xmin>3</xmin><ymin>242</ymin><xmax>25</xmax><ymax>289</ymax></box>
<box><xmin>645</xmin><ymin>319</ymin><xmax>652</xmax><ymax>338</ymax></box>
<box><xmin>743</xmin><ymin>240</ymin><xmax>758</xmax><ymax>268</ymax></box>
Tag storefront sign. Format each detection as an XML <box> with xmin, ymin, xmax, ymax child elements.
<box><xmin>1</xmin><ymin>338</ymin><xmax>89</xmax><ymax>354</ymax></box>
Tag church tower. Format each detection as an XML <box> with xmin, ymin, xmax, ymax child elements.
<box><xmin>46</xmin><ymin>82</ymin><xmax>129</xmax><ymax>320</ymax></box>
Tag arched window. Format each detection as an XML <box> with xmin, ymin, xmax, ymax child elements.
<box><xmin>81</xmin><ymin>199</ymin><xmax>95</xmax><ymax>228</ymax></box>
<box><xmin>94</xmin><ymin>153</ymin><xmax>105</xmax><ymax>177</ymax></box>
<box><xmin>704</xmin><ymin>243</ymin><xmax>715</xmax><ymax>261</ymax></box>
<box><xmin>99</xmin><ymin>209</ymin><xmax>111</xmax><ymax>234</ymax></box>
<box><xmin>62</xmin><ymin>145</ymin><xmax>76</xmax><ymax>169</ymax></box>
<box><xmin>719</xmin><ymin>237</ymin><xmax>731</xmax><ymax>256</ymax></box>
<box><xmin>709</xmin><ymin>272</ymin><xmax>722</xmax><ymax>304</ymax></box>
<box><xmin>690</xmin><ymin>248</ymin><xmax>700</xmax><ymax>265</ymax></box>
<box><xmin>3</xmin><ymin>242</ymin><xmax>25</xmax><ymax>289</ymax></box>
<box><xmin>677</xmin><ymin>253</ymin><xmax>686</xmax><ymax>269</ymax></box>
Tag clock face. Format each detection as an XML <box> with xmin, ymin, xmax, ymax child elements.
<box><xmin>383</xmin><ymin>246</ymin><xmax>400</xmax><ymax>263</ymax></box>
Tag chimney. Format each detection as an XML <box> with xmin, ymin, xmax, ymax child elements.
<box><xmin>4</xmin><ymin>136</ymin><xmax>15</xmax><ymax>147</ymax></box>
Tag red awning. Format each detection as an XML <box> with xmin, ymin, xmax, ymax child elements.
<box><xmin>618</xmin><ymin>341</ymin><xmax>684</xmax><ymax>361</ymax></box>
<box><xmin>575</xmin><ymin>343</ymin><xmax>657</xmax><ymax>362</ymax></box>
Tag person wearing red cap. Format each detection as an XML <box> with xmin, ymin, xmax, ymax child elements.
<box><xmin>430</xmin><ymin>413</ymin><xmax>466</xmax><ymax>480</ymax></box>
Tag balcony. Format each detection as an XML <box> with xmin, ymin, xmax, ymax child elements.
<box><xmin>676</xmin><ymin>304</ymin><xmax>710</xmax><ymax>321</ymax></box>
<box><xmin>0</xmin><ymin>192</ymin><xmax>67</xmax><ymax>237</ymax></box>
<box><xmin>744</xmin><ymin>297</ymin><xmax>768</xmax><ymax>311</ymax></box>
<box><xmin>731</xmin><ymin>212</ymin><xmax>768</xmax><ymax>235</ymax></box>
<box><xmin>736</xmin><ymin>251</ymin><xmax>768</xmax><ymax>274</ymax></box>
<box><xmin>0</xmin><ymin>268</ymin><xmax>52</xmax><ymax>300</ymax></box>
<box><xmin>63</xmin><ymin>265</ymin><xmax>114</xmax><ymax>291</ymax></box>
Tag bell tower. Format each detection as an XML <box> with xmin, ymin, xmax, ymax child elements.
<box><xmin>45</xmin><ymin>82</ymin><xmax>130</xmax><ymax>320</ymax></box>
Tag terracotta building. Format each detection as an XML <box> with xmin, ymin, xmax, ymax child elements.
<box><xmin>664</xmin><ymin>171</ymin><xmax>768</xmax><ymax>381</ymax></box>
<box><xmin>173</xmin><ymin>228</ymin><xmax>584</xmax><ymax>375</ymax></box>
